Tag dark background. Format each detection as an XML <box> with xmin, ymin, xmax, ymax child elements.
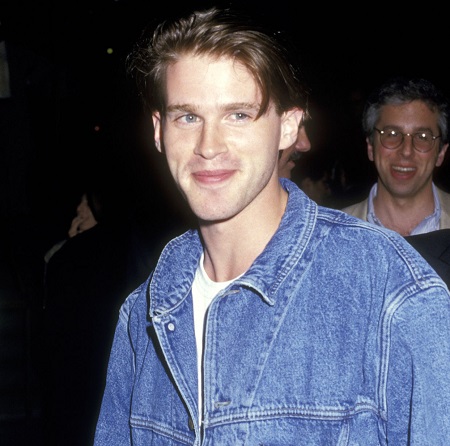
<box><xmin>2</xmin><ymin>0</ymin><xmax>450</xmax><ymax>234</ymax></box>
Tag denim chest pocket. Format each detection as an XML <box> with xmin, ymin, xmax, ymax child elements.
<box><xmin>128</xmin><ymin>410</ymin><xmax>386</xmax><ymax>445</ymax></box>
<box><xmin>130</xmin><ymin>414</ymin><xmax>196</xmax><ymax>445</ymax></box>
<box><xmin>200</xmin><ymin>410</ymin><xmax>386</xmax><ymax>446</ymax></box>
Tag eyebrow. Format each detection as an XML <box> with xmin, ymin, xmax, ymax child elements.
<box><xmin>166</xmin><ymin>104</ymin><xmax>196</xmax><ymax>113</ymax></box>
<box><xmin>382</xmin><ymin>124</ymin><xmax>436</xmax><ymax>132</ymax></box>
<box><xmin>166</xmin><ymin>102</ymin><xmax>261</xmax><ymax>113</ymax></box>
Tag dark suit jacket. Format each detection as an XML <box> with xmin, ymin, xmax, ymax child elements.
<box><xmin>406</xmin><ymin>229</ymin><xmax>450</xmax><ymax>289</ymax></box>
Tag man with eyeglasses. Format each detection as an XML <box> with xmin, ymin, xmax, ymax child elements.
<box><xmin>342</xmin><ymin>76</ymin><xmax>450</xmax><ymax>236</ymax></box>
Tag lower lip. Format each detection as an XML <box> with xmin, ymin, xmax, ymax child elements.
<box><xmin>391</xmin><ymin>168</ymin><xmax>415</xmax><ymax>180</ymax></box>
<box><xmin>193</xmin><ymin>171</ymin><xmax>234</xmax><ymax>184</ymax></box>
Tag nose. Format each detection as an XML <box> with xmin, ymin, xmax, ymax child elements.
<box><xmin>399</xmin><ymin>134</ymin><xmax>414</xmax><ymax>156</ymax></box>
<box><xmin>194</xmin><ymin>123</ymin><xmax>227</xmax><ymax>159</ymax></box>
<box><xmin>294</xmin><ymin>125</ymin><xmax>311</xmax><ymax>153</ymax></box>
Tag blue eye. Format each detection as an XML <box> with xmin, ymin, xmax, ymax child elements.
<box><xmin>232</xmin><ymin>112</ymin><xmax>250</xmax><ymax>121</ymax></box>
<box><xmin>183</xmin><ymin>114</ymin><xmax>196</xmax><ymax>123</ymax></box>
<box><xmin>176</xmin><ymin>114</ymin><xmax>199</xmax><ymax>125</ymax></box>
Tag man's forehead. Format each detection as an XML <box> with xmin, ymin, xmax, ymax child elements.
<box><xmin>164</xmin><ymin>54</ymin><xmax>262</xmax><ymax>108</ymax></box>
<box><xmin>169</xmin><ymin>52</ymin><xmax>249</xmax><ymax>71</ymax></box>
<box><xmin>380</xmin><ymin>101</ymin><xmax>439</xmax><ymax>123</ymax></box>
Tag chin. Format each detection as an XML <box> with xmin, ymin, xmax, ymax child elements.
<box><xmin>194</xmin><ymin>206</ymin><xmax>237</xmax><ymax>224</ymax></box>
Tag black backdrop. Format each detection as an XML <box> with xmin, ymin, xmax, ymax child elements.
<box><xmin>1</xmin><ymin>0</ymin><xmax>450</xmax><ymax>240</ymax></box>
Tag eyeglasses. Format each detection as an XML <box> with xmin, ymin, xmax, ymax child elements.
<box><xmin>374</xmin><ymin>127</ymin><xmax>441</xmax><ymax>153</ymax></box>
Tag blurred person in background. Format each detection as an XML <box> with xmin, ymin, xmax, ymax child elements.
<box><xmin>43</xmin><ymin>192</ymin><xmax>99</xmax><ymax>264</ymax></box>
<box><xmin>291</xmin><ymin>148</ymin><xmax>333</xmax><ymax>206</ymax></box>
<box><xmin>40</xmin><ymin>182</ymin><xmax>130</xmax><ymax>446</ymax></box>
<box><xmin>277</xmin><ymin>111</ymin><xmax>311</xmax><ymax>179</ymax></box>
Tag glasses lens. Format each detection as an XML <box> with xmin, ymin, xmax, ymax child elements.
<box><xmin>380</xmin><ymin>129</ymin><xmax>402</xmax><ymax>149</ymax></box>
<box><xmin>413</xmin><ymin>131</ymin><xmax>434</xmax><ymax>152</ymax></box>
<box><xmin>378</xmin><ymin>128</ymin><xmax>436</xmax><ymax>152</ymax></box>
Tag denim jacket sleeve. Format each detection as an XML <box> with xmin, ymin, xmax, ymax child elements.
<box><xmin>386</xmin><ymin>284</ymin><xmax>450</xmax><ymax>444</ymax></box>
<box><xmin>94</xmin><ymin>285</ymin><xmax>143</xmax><ymax>446</ymax></box>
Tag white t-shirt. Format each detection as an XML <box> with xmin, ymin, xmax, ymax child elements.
<box><xmin>192</xmin><ymin>253</ymin><xmax>242</xmax><ymax>426</ymax></box>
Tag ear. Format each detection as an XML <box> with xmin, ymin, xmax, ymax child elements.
<box><xmin>279</xmin><ymin>108</ymin><xmax>303</xmax><ymax>151</ymax></box>
<box><xmin>152</xmin><ymin>112</ymin><xmax>162</xmax><ymax>153</ymax></box>
<box><xmin>367</xmin><ymin>136</ymin><xmax>375</xmax><ymax>162</ymax></box>
<box><xmin>436</xmin><ymin>143</ymin><xmax>449</xmax><ymax>167</ymax></box>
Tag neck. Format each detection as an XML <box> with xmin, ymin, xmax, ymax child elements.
<box><xmin>199</xmin><ymin>185</ymin><xmax>288</xmax><ymax>282</ymax></box>
<box><xmin>374</xmin><ymin>184</ymin><xmax>435</xmax><ymax>235</ymax></box>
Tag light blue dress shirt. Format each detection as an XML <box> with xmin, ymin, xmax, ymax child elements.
<box><xmin>367</xmin><ymin>182</ymin><xmax>441</xmax><ymax>235</ymax></box>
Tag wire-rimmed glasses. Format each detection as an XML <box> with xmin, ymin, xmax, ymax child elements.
<box><xmin>374</xmin><ymin>127</ymin><xmax>441</xmax><ymax>153</ymax></box>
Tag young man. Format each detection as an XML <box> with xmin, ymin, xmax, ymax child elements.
<box><xmin>342</xmin><ymin>76</ymin><xmax>450</xmax><ymax>235</ymax></box>
<box><xmin>94</xmin><ymin>8</ymin><xmax>450</xmax><ymax>445</ymax></box>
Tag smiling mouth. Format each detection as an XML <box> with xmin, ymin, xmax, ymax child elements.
<box><xmin>392</xmin><ymin>166</ymin><xmax>415</xmax><ymax>172</ymax></box>
<box><xmin>193</xmin><ymin>169</ymin><xmax>235</xmax><ymax>185</ymax></box>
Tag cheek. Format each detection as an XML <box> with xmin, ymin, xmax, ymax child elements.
<box><xmin>373</xmin><ymin>147</ymin><xmax>393</xmax><ymax>166</ymax></box>
<box><xmin>257</xmin><ymin>145</ymin><xmax>280</xmax><ymax>171</ymax></box>
<box><xmin>165</xmin><ymin>154</ymin><xmax>181</xmax><ymax>181</ymax></box>
<box><xmin>159</xmin><ymin>145</ymin><xmax>180</xmax><ymax>180</ymax></box>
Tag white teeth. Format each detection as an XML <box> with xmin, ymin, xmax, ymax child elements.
<box><xmin>393</xmin><ymin>166</ymin><xmax>415</xmax><ymax>172</ymax></box>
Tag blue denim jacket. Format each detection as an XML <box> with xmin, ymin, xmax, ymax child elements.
<box><xmin>95</xmin><ymin>178</ymin><xmax>450</xmax><ymax>445</ymax></box>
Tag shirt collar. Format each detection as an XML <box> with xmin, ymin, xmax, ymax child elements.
<box><xmin>367</xmin><ymin>182</ymin><xmax>441</xmax><ymax>235</ymax></box>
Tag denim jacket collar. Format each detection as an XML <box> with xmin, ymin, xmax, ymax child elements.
<box><xmin>149</xmin><ymin>178</ymin><xmax>317</xmax><ymax>314</ymax></box>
